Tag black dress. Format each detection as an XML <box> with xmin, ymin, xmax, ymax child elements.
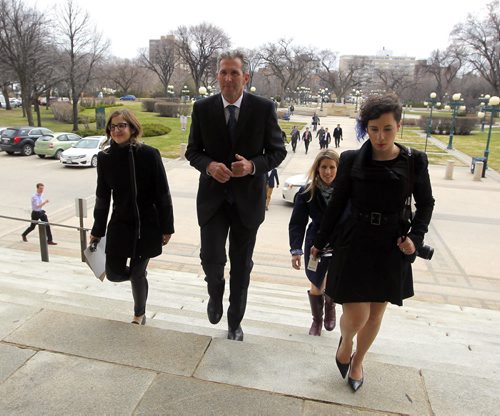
<box><xmin>314</xmin><ymin>141</ymin><xmax>434</xmax><ymax>306</ymax></box>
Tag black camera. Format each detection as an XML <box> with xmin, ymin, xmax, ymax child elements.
<box><xmin>416</xmin><ymin>244</ymin><xmax>434</xmax><ymax>260</ymax></box>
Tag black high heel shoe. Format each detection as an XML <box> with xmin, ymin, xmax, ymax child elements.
<box><xmin>348</xmin><ymin>358</ymin><xmax>364</xmax><ymax>392</ymax></box>
<box><xmin>335</xmin><ymin>337</ymin><xmax>351</xmax><ymax>379</ymax></box>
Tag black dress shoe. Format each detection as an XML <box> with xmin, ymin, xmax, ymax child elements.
<box><xmin>207</xmin><ymin>295</ymin><xmax>223</xmax><ymax>324</ymax></box>
<box><xmin>335</xmin><ymin>336</ymin><xmax>351</xmax><ymax>379</ymax></box>
<box><xmin>348</xmin><ymin>367</ymin><xmax>364</xmax><ymax>392</ymax></box>
<box><xmin>227</xmin><ymin>325</ymin><xmax>244</xmax><ymax>341</ymax></box>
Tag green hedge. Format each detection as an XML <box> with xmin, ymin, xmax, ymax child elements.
<box><xmin>75</xmin><ymin>129</ymin><xmax>106</xmax><ymax>137</ymax></box>
<box><xmin>419</xmin><ymin>116</ymin><xmax>479</xmax><ymax>135</ymax></box>
<box><xmin>141</xmin><ymin>99</ymin><xmax>156</xmax><ymax>112</ymax></box>
<box><xmin>154</xmin><ymin>102</ymin><xmax>192</xmax><ymax>117</ymax></box>
<box><xmin>142</xmin><ymin>123</ymin><xmax>171</xmax><ymax>137</ymax></box>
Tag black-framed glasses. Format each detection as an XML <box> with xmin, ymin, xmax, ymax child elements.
<box><xmin>110</xmin><ymin>122</ymin><xmax>129</xmax><ymax>131</ymax></box>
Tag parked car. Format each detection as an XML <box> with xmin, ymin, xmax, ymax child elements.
<box><xmin>9</xmin><ymin>98</ymin><xmax>22</xmax><ymax>108</ymax></box>
<box><xmin>59</xmin><ymin>136</ymin><xmax>107</xmax><ymax>167</ymax></box>
<box><xmin>0</xmin><ymin>127</ymin><xmax>54</xmax><ymax>156</ymax></box>
<box><xmin>282</xmin><ymin>174</ymin><xmax>308</xmax><ymax>204</ymax></box>
<box><xmin>35</xmin><ymin>132</ymin><xmax>82</xmax><ymax>159</ymax></box>
<box><xmin>119</xmin><ymin>95</ymin><xmax>136</xmax><ymax>101</ymax></box>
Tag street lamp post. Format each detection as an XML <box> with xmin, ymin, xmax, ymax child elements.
<box><xmin>198</xmin><ymin>86</ymin><xmax>207</xmax><ymax>99</ymax></box>
<box><xmin>353</xmin><ymin>89</ymin><xmax>361</xmax><ymax>112</ymax></box>
<box><xmin>424</xmin><ymin>92</ymin><xmax>441</xmax><ymax>152</ymax></box>
<box><xmin>319</xmin><ymin>89</ymin><xmax>325</xmax><ymax>111</ymax></box>
<box><xmin>480</xmin><ymin>95</ymin><xmax>500</xmax><ymax>170</ymax></box>
<box><xmin>478</xmin><ymin>94</ymin><xmax>490</xmax><ymax>132</ymax></box>
<box><xmin>446</xmin><ymin>93</ymin><xmax>463</xmax><ymax>150</ymax></box>
<box><xmin>181</xmin><ymin>85</ymin><xmax>190</xmax><ymax>103</ymax></box>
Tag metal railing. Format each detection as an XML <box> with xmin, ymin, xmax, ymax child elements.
<box><xmin>0</xmin><ymin>214</ymin><xmax>90</xmax><ymax>263</ymax></box>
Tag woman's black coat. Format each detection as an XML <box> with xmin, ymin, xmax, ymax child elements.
<box><xmin>91</xmin><ymin>141</ymin><xmax>174</xmax><ymax>258</ymax></box>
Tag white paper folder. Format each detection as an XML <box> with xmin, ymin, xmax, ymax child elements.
<box><xmin>83</xmin><ymin>236</ymin><xmax>106</xmax><ymax>281</ymax></box>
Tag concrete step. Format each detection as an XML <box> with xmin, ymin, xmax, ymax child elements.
<box><xmin>1</xmin><ymin>306</ymin><xmax>498</xmax><ymax>416</ymax></box>
<box><xmin>1</xmin><ymin>247</ymin><xmax>499</xmax><ymax>383</ymax></box>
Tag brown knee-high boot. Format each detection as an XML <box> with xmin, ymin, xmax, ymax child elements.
<box><xmin>324</xmin><ymin>293</ymin><xmax>336</xmax><ymax>331</ymax></box>
<box><xmin>308</xmin><ymin>291</ymin><xmax>324</xmax><ymax>336</ymax></box>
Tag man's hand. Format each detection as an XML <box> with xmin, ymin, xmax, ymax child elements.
<box><xmin>207</xmin><ymin>161</ymin><xmax>233</xmax><ymax>183</ymax></box>
<box><xmin>162</xmin><ymin>234</ymin><xmax>172</xmax><ymax>246</ymax></box>
<box><xmin>231</xmin><ymin>154</ymin><xmax>254</xmax><ymax>177</ymax></box>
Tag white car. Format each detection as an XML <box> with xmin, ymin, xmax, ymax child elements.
<box><xmin>60</xmin><ymin>136</ymin><xmax>107</xmax><ymax>167</ymax></box>
<box><xmin>282</xmin><ymin>174</ymin><xmax>308</xmax><ymax>204</ymax></box>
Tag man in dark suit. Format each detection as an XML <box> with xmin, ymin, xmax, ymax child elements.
<box><xmin>333</xmin><ymin>124</ymin><xmax>343</xmax><ymax>148</ymax></box>
<box><xmin>185</xmin><ymin>50</ymin><xmax>287</xmax><ymax>341</ymax></box>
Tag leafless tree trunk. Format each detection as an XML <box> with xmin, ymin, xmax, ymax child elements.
<box><xmin>106</xmin><ymin>57</ymin><xmax>141</xmax><ymax>95</ymax></box>
<box><xmin>317</xmin><ymin>50</ymin><xmax>364</xmax><ymax>102</ymax></box>
<box><xmin>57</xmin><ymin>0</ymin><xmax>109</xmax><ymax>131</ymax></box>
<box><xmin>175</xmin><ymin>23</ymin><xmax>230</xmax><ymax>91</ymax></box>
<box><xmin>451</xmin><ymin>0</ymin><xmax>500</xmax><ymax>94</ymax></box>
<box><xmin>139</xmin><ymin>40</ymin><xmax>178</xmax><ymax>96</ymax></box>
<box><xmin>259</xmin><ymin>39</ymin><xmax>317</xmax><ymax>106</ymax></box>
<box><xmin>424</xmin><ymin>46</ymin><xmax>465</xmax><ymax>98</ymax></box>
<box><xmin>0</xmin><ymin>0</ymin><xmax>47</xmax><ymax>125</ymax></box>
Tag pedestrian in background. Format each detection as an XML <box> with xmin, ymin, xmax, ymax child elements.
<box><xmin>265</xmin><ymin>168</ymin><xmax>280</xmax><ymax>210</ymax></box>
<box><xmin>22</xmin><ymin>183</ymin><xmax>57</xmax><ymax>245</ymax></box>
<box><xmin>333</xmin><ymin>124</ymin><xmax>343</xmax><ymax>148</ymax></box>
<box><xmin>302</xmin><ymin>127</ymin><xmax>312</xmax><ymax>154</ymax></box>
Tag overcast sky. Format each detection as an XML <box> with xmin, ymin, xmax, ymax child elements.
<box><xmin>28</xmin><ymin>0</ymin><xmax>493</xmax><ymax>60</ymax></box>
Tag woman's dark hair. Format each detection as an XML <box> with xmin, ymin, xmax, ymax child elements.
<box><xmin>105</xmin><ymin>108</ymin><xmax>143</xmax><ymax>145</ymax></box>
<box><xmin>355</xmin><ymin>93</ymin><xmax>402</xmax><ymax>140</ymax></box>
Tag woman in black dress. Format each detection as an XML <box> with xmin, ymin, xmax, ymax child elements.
<box><xmin>90</xmin><ymin>109</ymin><xmax>174</xmax><ymax>325</ymax></box>
<box><xmin>311</xmin><ymin>94</ymin><xmax>434</xmax><ymax>391</ymax></box>
<box><xmin>289</xmin><ymin>149</ymin><xmax>339</xmax><ymax>336</ymax></box>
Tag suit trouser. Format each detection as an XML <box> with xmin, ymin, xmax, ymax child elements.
<box><xmin>304</xmin><ymin>141</ymin><xmax>310</xmax><ymax>153</ymax></box>
<box><xmin>22</xmin><ymin>211</ymin><xmax>53</xmax><ymax>242</ymax></box>
<box><xmin>105</xmin><ymin>255</ymin><xmax>150</xmax><ymax>316</ymax></box>
<box><xmin>335</xmin><ymin>138</ymin><xmax>340</xmax><ymax>147</ymax></box>
<box><xmin>200</xmin><ymin>201</ymin><xmax>258</xmax><ymax>329</ymax></box>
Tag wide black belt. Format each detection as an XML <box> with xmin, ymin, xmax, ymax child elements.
<box><xmin>351</xmin><ymin>207</ymin><xmax>400</xmax><ymax>226</ymax></box>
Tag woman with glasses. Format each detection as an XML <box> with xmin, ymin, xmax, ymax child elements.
<box><xmin>288</xmin><ymin>149</ymin><xmax>339</xmax><ymax>336</ymax></box>
<box><xmin>311</xmin><ymin>94</ymin><xmax>434</xmax><ymax>392</ymax></box>
<box><xmin>90</xmin><ymin>109</ymin><xmax>174</xmax><ymax>325</ymax></box>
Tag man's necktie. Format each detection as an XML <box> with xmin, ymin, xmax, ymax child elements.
<box><xmin>227</xmin><ymin>105</ymin><xmax>237</xmax><ymax>145</ymax></box>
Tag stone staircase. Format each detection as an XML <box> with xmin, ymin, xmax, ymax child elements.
<box><xmin>1</xmin><ymin>246</ymin><xmax>498</xmax><ymax>380</ymax></box>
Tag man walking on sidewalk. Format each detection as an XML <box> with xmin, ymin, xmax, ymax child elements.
<box><xmin>21</xmin><ymin>183</ymin><xmax>57</xmax><ymax>245</ymax></box>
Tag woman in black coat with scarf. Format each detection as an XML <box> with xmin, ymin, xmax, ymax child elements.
<box><xmin>312</xmin><ymin>94</ymin><xmax>434</xmax><ymax>392</ymax></box>
<box><xmin>289</xmin><ymin>149</ymin><xmax>339</xmax><ymax>336</ymax></box>
<box><xmin>90</xmin><ymin>109</ymin><xmax>174</xmax><ymax>325</ymax></box>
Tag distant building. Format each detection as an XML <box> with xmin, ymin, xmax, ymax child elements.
<box><xmin>340</xmin><ymin>50</ymin><xmax>418</xmax><ymax>91</ymax></box>
<box><xmin>148</xmin><ymin>35</ymin><xmax>176</xmax><ymax>63</ymax></box>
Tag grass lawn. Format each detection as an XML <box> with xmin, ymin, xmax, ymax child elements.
<box><xmin>0</xmin><ymin>101</ymin><xmax>306</xmax><ymax>159</ymax></box>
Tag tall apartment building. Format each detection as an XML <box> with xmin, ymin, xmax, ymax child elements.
<box><xmin>339</xmin><ymin>51</ymin><xmax>417</xmax><ymax>90</ymax></box>
<box><xmin>148</xmin><ymin>35</ymin><xmax>176</xmax><ymax>63</ymax></box>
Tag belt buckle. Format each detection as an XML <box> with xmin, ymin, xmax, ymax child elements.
<box><xmin>370</xmin><ymin>212</ymin><xmax>382</xmax><ymax>225</ymax></box>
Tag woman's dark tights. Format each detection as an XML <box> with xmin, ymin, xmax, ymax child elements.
<box><xmin>105</xmin><ymin>255</ymin><xmax>150</xmax><ymax>316</ymax></box>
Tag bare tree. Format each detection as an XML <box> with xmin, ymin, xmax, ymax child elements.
<box><xmin>0</xmin><ymin>59</ymin><xmax>15</xmax><ymax>110</ymax></box>
<box><xmin>424</xmin><ymin>46</ymin><xmax>465</xmax><ymax>98</ymax></box>
<box><xmin>240</xmin><ymin>48</ymin><xmax>262</xmax><ymax>90</ymax></box>
<box><xmin>107</xmin><ymin>57</ymin><xmax>142</xmax><ymax>95</ymax></box>
<box><xmin>259</xmin><ymin>39</ymin><xmax>317</xmax><ymax>105</ymax></box>
<box><xmin>317</xmin><ymin>50</ymin><xmax>364</xmax><ymax>102</ymax></box>
<box><xmin>0</xmin><ymin>0</ymin><xmax>47</xmax><ymax>125</ymax></box>
<box><xmin>451</xmin><ymin>0</ymin><xmax>500</xmax><ymax>94</ymax></box>
<box><xmin>139</xmin><ymin>36</ymin><xmax>178</xmax><ymax>96</ymax></box>
<box><xmin>373</xmin><ymin>67</ymin><xmax>416</xmax><ymax>96</ymax></box>
<box><xmin>56</xmin><ymin>0</ymin><xmax>109</xmax><ymax>131</ymax></box>
<box><xmin>175</xmin><ymin>23</ymin><xmax>230</xmax><ymax>91</ymax></box>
